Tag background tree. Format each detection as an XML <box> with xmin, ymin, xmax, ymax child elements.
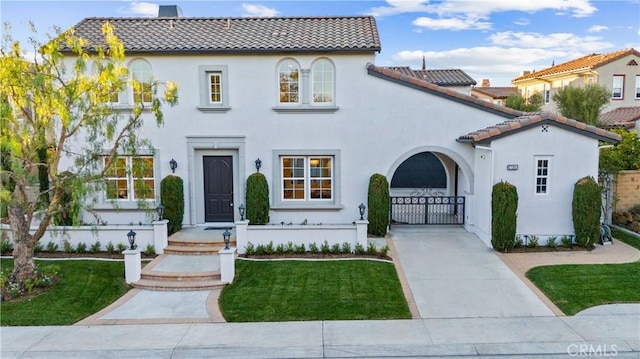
<box><xmin>599</xmin><ymin>129</ymin><xmax>640</xmax><ymax>174</ymax></box>
<box><xmin>504</xmin><ymin>92</ymin><xmax>542</xmax><ymax>112</ymax></box>
<box><xmin>0</xmin><ymin>23</ymin><xmax>178</xmax><ymax>288</ymax></box>
<box><xmin>552</xmin><ymin>84</ymin><xmax>610</xmax><ymax>125</ymax></box>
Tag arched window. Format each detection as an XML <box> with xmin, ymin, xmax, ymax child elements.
<box><xmin>278</xmin><ymin>59</ymin><xmax>299</xmax><ymax>104</ymax></box>
<box><xmin>312</xmin><ymin>59</ymin><xmax>334</xmax><ymax>104</ymax></box>
<box><xmin>129</xmin><ymin>59</ymin><xmax>153</xmax><ymax>104</ymax></box>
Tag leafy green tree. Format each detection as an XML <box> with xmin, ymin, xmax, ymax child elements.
<box><xmin>504</xmin><ymin>92</ymin><xmax>542</xmax><ymax>112</ymax></box>
<box><xmin>0</xmin><ymin>23</ymin><xmax>178</xmax><ymax>286</ymax></box>
<box><xmin>552</xmin><ymin>84</ymin><xmax>610</xmax><ymax>125</ymax></box>
<box><xmin>599</xmin><ymin>129</ymin><xmax>640</xmax><ymax>174</ymax></box>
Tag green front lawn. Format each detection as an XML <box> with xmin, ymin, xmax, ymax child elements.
<box><xmin>219</xmin><ymin>259</ymin><xmax>411</xmax><ymax>322</ymax></box>
<box><xmin>527</xmin><ymin>229</ymin><xmax>640</xmax><ymax>315</ymax></box>
<box><xmin>1</xmin><ymin>259</ymin><xmax>130</xmax><ymax>326</ymax></box>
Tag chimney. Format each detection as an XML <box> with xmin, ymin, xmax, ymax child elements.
<box><xmin>158</xmin><ymin>5</ymin><xmax>183</xmax><ymax>17</ymax></box>
<box><xmin>481</xmin><ymin>79</ymin><xmax>490</xmax><ymax>87</ymax></box>
<box><xmin>519</xmin><ymin>70</ymin><xmax>531</xmax><ymax>77</ymax></box>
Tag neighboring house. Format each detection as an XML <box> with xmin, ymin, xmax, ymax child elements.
<box><xmin>471</xmin><ymin>82</ymin><xmax>519</xmax><ymax>106</ymax></box>
<box><xmin>512</xmin><ymin>48</ymin><xmax>640</xmax><ymax>114</ymax></box>
<box><xmin>61</xmin><ymin>10</ymin><xmax>619</xmax><ymax>247</ymax></box>
<box><xmin>386</xmin><ymin>66</ymin><xmax>476</xmax><ymax>95</ymax></box>
<box><xmin>598</xmin><ymin>106</ymin><xmax>640</xmax><ymax>134</ymax></box>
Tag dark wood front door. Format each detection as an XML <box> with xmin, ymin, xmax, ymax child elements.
<box><xmin>203</xmin><ymin>156</ymin><xmax>234</xmax><ymax>222</ymax></box>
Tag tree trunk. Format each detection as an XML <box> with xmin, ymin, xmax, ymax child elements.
<box><xmin>8</xmin><ymin>205</ymin><xmax>37</xmax><ymax>282</ymax></box>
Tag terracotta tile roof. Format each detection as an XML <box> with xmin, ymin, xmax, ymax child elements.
<box><xmin>598</xmin><ymin>107</ymin><xmax>640</xmax><ymax>129</ymax></box>
<box><xmin>368</xmin><ymin>63</ymin><xmax>523</xmax><ymax>118</ymax></box>
<box><xmin>457</xmin><ymin>112</ymin><xmax>621</xmax><ymax>144</ymax></box>
<box><xmin>64</xmin><ymin>16</ymin><xmax>381</xmax><ymax>54</ymax></box>
<box><xmin>385</xmin><ymin>67</ymin><xmax>476</xmax><ymax>86</ymax></box>
<box><xmin>471</xmin><ymin>87</ymin><xmax>519</xmax><ymax>99</ymax></box>
<box><xmin>512</xmin><ymin>48</ymin><xmax>639</xmax><ymax>82</ymax></box>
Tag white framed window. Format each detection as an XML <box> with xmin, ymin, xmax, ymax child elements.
<box><xmin>197</xmin><ymin>65</ymin><xmax>230</xmax><ymax>112</ymax></box>
<box><xmin>635</xmin><ymin>75</ymin><xmax>640</xmax><ymax>99</ymax></box>
<box><xmin>208</xmin><ymin>73</ymin><xmax>222</xmax><ymax>104</ymax></box>
<box><xmin>281</xmin><ymin>156</ymin><xmax>333</xmax><ymax>201</ymax></box>
<box><xmin>130</xmin><ymin>59</ymin><xmax>153</xmax><ymax>104</ymax></box>
<box><xmin>534</xmin><ymin>156</ymin><xmax>552</xmax><ymax>195</ymax></box>
<box><xmin>278</xmin><ymin>59</ymin><xmax>300</xmax><ymax>104</ymax></box>
<box><xmin>272</xmin><ymin>150</ymin><xmax>341</xmax><ymax>209</ymax></box>
<box><xmin>312</xmin><ymin>59</ymin><xmax>334</xmax><ymax>104</ymax></box>
<box><xmin>104</xmin><ymin>156</ymin><xmax>155</xmax><ymax>201</ymax></box>
<box><xmin>612</xmin><ymin>75</ymin><xmax>624</xmax><ymax>99</ymax></box>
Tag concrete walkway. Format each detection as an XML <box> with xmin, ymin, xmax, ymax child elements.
<box><xmin>389</xmin><ymin>225</ymin><xmax>554</xmax><ymax>318</ymax></box>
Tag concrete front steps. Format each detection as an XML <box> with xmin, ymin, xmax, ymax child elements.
<box><xmin>132</xmin><ymin>236</ymin><xmax>227</xmax><ymax>290</ymax></box>
<box><xmin>163</xmin><ymin>238</ymin><xmax>237</xmax><ymax>255</ymax></box>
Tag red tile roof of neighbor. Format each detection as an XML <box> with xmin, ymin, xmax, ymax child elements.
<box><xmin>598</xmin><ymin>107</ymin><xmax>640</xmax><ymax>129</ymax></box>
<box><xmin>64</xmin><ymin>16</ymin><xmax>381</xmax><ymax>54</ymax></box>
<box><xmin>365</xmin><ymin>64</ymin><xmax>621</xmax><ymax>144</ymax></box>
<box><xmin>471</xmin><ymin>87</ymin><xmax>519</xmax><ymax>99</ymax></box>
<box><xmin>512</xmin><ymin>48</ymin><xmax>640</xmax><ymax>82</ymax></box>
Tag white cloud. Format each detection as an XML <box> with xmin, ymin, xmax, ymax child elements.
<box><xmin>118</xmin><ymin>2</ymin><xmax>158</xmax><ymax>17</ymax></box>
<box><xmin>367</xmin><ymin>0</ymin><xmax>597</xmax><ymax>18</ymax></box>
<box><xmin>241</xmin><ymin>3</ymin><xmax>279</xmax><ymax>17</ymax></box>
<box><xmin>488</xmin><ymin>31</ymin><xmax>613</xmax><ymax>52</ymax></box>
<box><xmin>412</xmin><ymin>16</ymin><xmax>492</xmax><ymax>30</ymax></box>
<box><xmin>587</xmin><ymin>25</ymin><xmax>609</xmax><ymax>33</ymax></box>
<box><xmin>367</xmin><ymin>0</ymin><xmax>432</xmax><ymax>17</ymax></box>
<box><xmin>392</xmin><ymin>46</ymin><xmax>566</xmax><ymax>86</ymax></box>
<box><xmin>514</xmin><ymin>18</ymin><xmax>530</xmax><ymax>26</ymax></box>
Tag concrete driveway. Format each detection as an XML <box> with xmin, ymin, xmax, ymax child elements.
<box><xmin>389</xmin><ymin>225</ymin><xmax>554</xmax><ymax>318</ymax></box>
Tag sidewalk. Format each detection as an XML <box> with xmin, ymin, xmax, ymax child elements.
<box><xmin>3</xmin><ymin>308</ymin><xmax>639</xmax><ymax>358</ymax></box>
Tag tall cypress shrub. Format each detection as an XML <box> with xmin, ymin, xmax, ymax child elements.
<box><xmin>246</xmin><ymin>172</ymin><xmax>269</xmax><ymax>225</ymax></box>
<box><xmin>572</xmin><ymin>176</ymin><xmax>601</xmax><ymax>248</ymax></box>
<box><xmin>161</xmin><ymin>175</ymin><xmax>184</xmax><ymax>235</ymax></box>
<box><xmin>367</xmin><ymin>173</ymin><xmax>390</xmax><ymax>236</ymax></box>
<box><xmin>491</xmin><ymin>181</ymin><xmax>518</xmax><ymax>251</ymax></box>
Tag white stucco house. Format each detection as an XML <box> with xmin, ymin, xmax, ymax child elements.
<box><xmin>62</xmin><ymin>10</ymin><xmax>620</xmax><ymax>248</ymax></box>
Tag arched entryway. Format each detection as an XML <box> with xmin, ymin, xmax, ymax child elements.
<box><xmin>388</xmin><ymin>148</ymin><xmax>472</xmax><ymax>225</ymax></box>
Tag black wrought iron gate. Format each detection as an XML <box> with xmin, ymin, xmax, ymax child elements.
<box><xmin>390</xmin><ymin>196</ymin><xmax>465</xmax><ymax>225</ymax></box>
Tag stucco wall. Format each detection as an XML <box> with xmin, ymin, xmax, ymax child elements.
<box><xmin>489</xmin><ymin>125</ymin><xmax>599</xmax><ymax>240</ymax></box>
<box><xmin>614</xmin><ymin>170</ymin><xmax>640</xmax><ymax>212</ymax></box>
<box><xmin>63</xmin><ymin>52</ymin><xmax>515</xmax><ymax>229</ymax></box>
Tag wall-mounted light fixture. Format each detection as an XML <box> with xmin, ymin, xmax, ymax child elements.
<box><xmin>255</xmin><ymin>158</ymin><xmax>262</xmax><ymax>172</ymax></box>
<box><xmin>169</xmin><ymin>158</ymin><xmax>177</xmax><ymax>173</ymax></box>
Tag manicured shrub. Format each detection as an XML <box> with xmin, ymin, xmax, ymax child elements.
<box><xmin>527</xmin><ymin>235</ymin><xmax>539</xmax><ymax>249</ymax></box>
<box><xmin>330</xmin><ymin>243</ymin><xmax>341</xmax><ymax>254</ymax></box>
<box><xmin>246</xmin><ymin>173</ymin><xmax>270</xmax><ymax>225</ymax></box>
<box><xmin>341</xmin><ymin>242</ymin><xmax>352</xmax><ymax>254</ymax></box>
<box><xmin>366</xmin><ymin>242</ymin><xmax>378</xmax><ymax>256</ymax></box>
<box><xmin>76</xmin><ymin>242</ymin><xmax>87</xmax><ymax>254</ymax></box>
<box><xmin>309</xmin><ymin>242</ymin><xmax>319</xmax><ymax>254</ymax></box>
<box><xmin>106</xmin><ymin>241</ymin><xmax>115</xmax><ymax>255</ymax></box>
<box><xmin>144</xmin><ymin>244</ymin><xmax>156</xmax><ymax>256</ymax></box>
<box><xmin>561</xmin><ymin>235</ymin><xmax>573</xmax><ymax>248</ymax></box>
<box><xmin>46</xmin><ymin>241</ymin><xmax>58</xmax><ymax>253</ymax></box>
<box><xmin>546</xmin><ymin>236</ymin><xmax>558</xmax><ymax>249</ymax></box>
<box><xmin>572</xmin><ymin>176</ymin><xmax>601</xmax><ymax>248</ymax></box>
<box><xmin>491</xmin><ymin>181</ymin><xmax>518</xmax><ymax>252</ymax></box>
<box><xmin>161</xmin><ymin>175</ymin><xmax>184</xmax><ymax>236</ymax></box>
<box><xmin>90</xmin><ymin>241</ymin><xmax>101</xmax><ymax>254</ymax></box>
<box><xmin>116</xmin><ymin>242</ymin><xmax>127</xmax><ymax>253</ymax></box>
<box><xmin>367</xmin><ymin>173</ymin><xmax>390</xmax><ymax>236</ymax></box>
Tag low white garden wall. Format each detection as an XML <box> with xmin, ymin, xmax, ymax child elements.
<box><xmin>235</xmin><ymin>220</ymin><xmax>368</xmax><ymax>254</ymax></box>
<box><xmin>0</xmin><ymin>219</ymin><xmax>168</xmax><ymax>254</ymax></box>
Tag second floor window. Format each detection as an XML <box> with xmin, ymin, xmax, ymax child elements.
<box><xmin>209</xmin><ymin>72</ymin><xmax>222</xmax><ymax>104</ymax></box>
<box><xmin>278</xmin><ymin>60</ymin><xmax>299</xmax><ymax>104</ymax></box>
<box><xmin>612</xmin><ymin>75</ymin><xmax>624</xmax><ymax>99</ymax></box>
<box><xmin>312</xmin><ymin>59</ymin><xmax>334</xmax><ymax>104</ymax></box>
<box><xmin>635</xmin><ymin>75</ymin><xmax>640</xmax><ymax>99</ymax></box>
<box><xmin>130</xmin><ymin>59</ymin><xmax>153</xmax><ymax>104</ymax></box>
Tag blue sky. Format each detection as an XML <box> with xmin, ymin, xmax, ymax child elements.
<box><xmin>2</xmin><ymin>0</ymin><xmax>639</xmax><ymax>86</ymax></box>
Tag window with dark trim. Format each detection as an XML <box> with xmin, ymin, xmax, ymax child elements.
<box><xmin>612</xmin><ymin>75</ymin><xmax>624</xmax><ymax>99</ymax></box>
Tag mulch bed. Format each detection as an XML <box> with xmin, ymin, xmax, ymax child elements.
<box><xmin>1</xmin><ymin>252</ymin><xmax>157</xmax><ymax>260</ymax></box>
<box><xmin>240</xmin><ymin>253</ymin><xmax>392</xmax><ymax>260</ymax></box>
<box><xmin>504</xmin><ymin>246</ymin><xmax>594</xmax><ymax>253</ymax></box>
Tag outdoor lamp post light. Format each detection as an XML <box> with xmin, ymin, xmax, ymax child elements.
<box><xmin>223</xmin><ymin>229</ymin><xmax>231</xmax><ymax>250</ymax></box>
<box><xmin>156</xmin><ymin>204</ymin><xmax>164</xmax><ymax>221</ymax></box>
<box><xmin>255</xmin><ymin>158</ymin><xmax>262</xmax><ymax>172</ymax></box>
<box><xmin>169</xmin><ymin>158</ymin><xmax>177</xmax><ymax>173</ymax></box>
<box><xmin>127</xmin><ymin>230</ymin><xmax>137</xmax><ymax>250</ymax></box>
<box><xmin>359</xmin><ymin>203</ymin><xmax>366</xmax><ymax>220</ymax></box>
<box><xmin>238</xmin><ymin>204</ymin><xmax>245</xmax><ymax>221</ymax></box>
